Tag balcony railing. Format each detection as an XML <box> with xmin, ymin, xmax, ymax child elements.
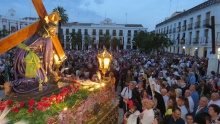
<box><xmin>188</xmin><ymin>23</ymin><xmax>193</xmax><ymax>30</ymax></box>
<box><xmin>92</xmin><ymin>32</ymin><xmax>96</xmax><ymax>35</ymax></box>
<box><xmin>112</xmin><ymin>33</ymin><xmax>116</xmax><ymax>36</ymax></box>
<box><xmin>203</xmin><ymin>19</ymin><xmax>210</xmax><ymax>27</ymax></box>
<box><xmin>193</xmin><ymin>37</ymin><xmax>199</xmax><ymax>44</ymax></box>
<box><xmin>127</xmin><ymin>33</ymin><xmax>131</xmax><ymax>36</ymax></box>
<box><xmin>194</xmin><ymin>21</ymin><xmax>201</xmax><ymax>28</ymax></box>
<box><xmin>200</xmin><ymin>37</ymin><xmax>209</xmax><ymax>44</ymax></box>
<box><xmin>173</xmin><ymin>28</ymin><xmax>176</xmax><ymax>33</ymax></box>
<box><xmin>119</xmin><ymin>33</ymin><xmax>123</xmax><ymax>36</ymax></box>
<box><xmin>182</xmin><ymin>25</ymin><xmax>186</xmax><ymax>31</ymax></box>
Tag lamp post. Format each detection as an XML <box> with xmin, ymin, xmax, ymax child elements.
<box><xmin>97</xmin><ymin>48</ymin><xmax>113</xmax><ymax>77</ymax></box>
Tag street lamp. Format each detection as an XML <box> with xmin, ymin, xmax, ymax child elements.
<box><xmin>97</xmin><ymin>48</ymin><xmax>113</xmax><ymax>77</ymax></box>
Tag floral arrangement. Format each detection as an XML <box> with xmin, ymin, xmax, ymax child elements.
<box><xmin>0</xmin><ymin>82</ymin><xmax>85</xmax><ymax>124</ymax></box>
<box><xmin>46</xmin><ymin>87</ymin><xmax>117</xmax><ymax>124</ymax></box>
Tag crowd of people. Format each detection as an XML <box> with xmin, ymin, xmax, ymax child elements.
<box><xmin>0</xmin><ymin>48</ymin><xmax>220</xmax><ymax>124</ymax></box>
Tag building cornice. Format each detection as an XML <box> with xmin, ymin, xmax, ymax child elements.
<box><xmin>156</xmin><ymin>0</ymin><xmax>220</xmax><ymax>27</ymax></box>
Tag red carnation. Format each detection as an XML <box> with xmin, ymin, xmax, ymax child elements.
<box><xmin>12</xmin><ymin>107</ymin><xmax>20</xmax><ymax>113</ymax></box>
<box><xmin>37</xmin><ymin>102</ymin><xmax>43</xmax><ymax>110</ymax></box>
<box><xmin>28</xmin><ymin>99</ymin><xmax>35</xmax><ymax>108</ymax></box>
<box><xmin>28</xmin><ymin>108</ymin><xmax>33</xmax><ymax>113</ymax></box>
<box><xmin>7</xmin><ymin>100</ymin><xmax>13</xmax><ymax>106</ymax></box>
<box><xmin>42</xmin><ymin>97</ymin><xmax>49</xmax><ymax>101</ymax></box>
<box><xmin>19</xmin><ymin>102</ymin><xmax>25</xmax><ymax>107</ymax></box>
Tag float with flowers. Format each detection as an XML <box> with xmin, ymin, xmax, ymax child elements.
<box><xmin>0</xmin><ymin>76</ymin><xmax>118</xmax><ymax>124</ymax></box>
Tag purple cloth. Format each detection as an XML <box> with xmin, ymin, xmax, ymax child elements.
<box><xmin>12</xmin><ymin>34</ymin><xmax>53</xmax><ymax>93</ymax></box>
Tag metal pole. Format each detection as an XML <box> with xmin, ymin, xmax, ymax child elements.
<box><xmin>211</xmin><ymin>16</ymin><xmax>215</xmax><ymax>54</ymax></box>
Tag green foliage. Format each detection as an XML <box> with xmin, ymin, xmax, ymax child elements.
<box><xmin>7</xmin><ymin>89</ymin><xmax>91</xmax><ymax>124</ymax></box>
<box><xmin>111</xmin><ymin>37</ymin><xmax>121</xmax><ymax>49</ymax></box>
<box><xmin>84</xmin><ymin>35</ymin><xmax>93</xmax><ymax>47</ymax></box>
<box><xmin>133</xmin><ymin>31</ymin><xmax>172</xmax><ymax>53</ymax></box>
<box><xmin>71</xmin><ymin>32</ymin><xmax>82</xmax><ymax>47</ymax></box>
<box><xmin>99</xmin><ymin>34</ymin><xmax>111</xmax><ymax>48</ymax></box>
<box><xmin>0</xmin><ymin>29</ymin><xmax>10</xmax><ymax>39</ymax></box>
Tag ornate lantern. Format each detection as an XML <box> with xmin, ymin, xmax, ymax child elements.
<box><xmin>97</xmin><ymin>49</ymin><xmax>113</xmax><ymax>76</ymax></box>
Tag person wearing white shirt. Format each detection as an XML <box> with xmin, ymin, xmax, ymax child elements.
<box><xmin>208</xmin><ymin>92</ymin><xmax>220</xmax><ymax>107</ymax></box>
<box><xmin>184</xmin><ymin>90</ymin><xmax>194</xmax><ymax>113</ymax></box>
<box><xmin>139</xmin><ymin>99</ymin><xmax>155</xmax><ymax>124</ymax></box>
<box><xmin>177</xmin><ymin>97</ymin><xmax>189</xmax><ymax>122</ymax></box>
<box><xmin>125</xmin><ymin>106</ymin><xmax>140</xmax><ymax>124</ymax></box>
<box><xmin>121</xmin><ymin>82</ymin><xmax>134</xmax><ymax>113</ymax></box>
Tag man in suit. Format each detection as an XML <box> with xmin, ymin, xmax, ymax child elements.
<box><xmin>193</xmin><ymin>96</ymin><xmax>209</xmax><ymax>120</ymax></box>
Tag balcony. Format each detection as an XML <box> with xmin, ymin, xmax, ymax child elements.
<box><xmin>112</xmin><ymin>33</ymin><xmax>116</xmax><ymax>36</ymax></box>
<box><xmin>127</xmin><ymin>33</ymin><xmax>131</xmax><ymax>36</ymax></box>
<box><xmin>194</xmin><ymin>21</ymin><xmax>201</xmax><ymax>28</ymax></box>
<box><xmin>180</xmin><ymin>39</ymin><xmax>185</xmax><ymax>44</ymax></box>
<box><xmin>169</xmin><ymin>29</ymin><xmax>172</xmax><ymax>34</ymax></box>
<box><xmin>203</xmin><ymin>19</ymin><xmax>211</xmax><ymax>28</ymax></box>
<box><xmin>177</xmin><ymin>27</ymin><xmax>180</xmax><ymax>32</ymax></box>
<box><xmin>193</xmin><ymin>37</ymin><xmax>199</xmax><ymax>44</ymax></box>
<box><xmin>119</xmin><ymin>33</ymin><xmax>123</xmax><ymax>36</ymax></box>
<box><xmin>92</xmin><ymin>32</ymin><xmax>96</xmax><ymax>35</ymax></box>
<box><xmin>173</xmin><ymin>28</ymin><xmax>176</xmax><ymax>33</ymax></box>
<box><xmin>186</xmin><ymin>39</ymin><xmax>191</xmax><ymax>45</ymax></box>
<box><xmin>182</xmin><ymin>25</ymin><xmax>186</xmax><ymax>31</ymax></box>
<box><xmin>200</xmin><ymin>37</ymin><xmax>209</xmax><ymax>44</ymax></box>
<box><xmin>188</xmin><ymin>24</ymin><xmax>193</xmax><ymax>30</ymax></box>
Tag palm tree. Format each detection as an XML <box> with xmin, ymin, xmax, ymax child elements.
<box><xmin>111</xmin><ymin>37</ymin><xmax>121</xmax><ymax>50</ymax></box>
<box><xmin>84</xmin><ymin>35</ymin><xmax>93</xmax><ymax>50</ymax></box>
<box><xmin>53</xmin><ymin>6</ymin><xmax>69</xmax><ymax>46</ymax></box>
<box><xmin>100</xmin><ymin>34</ymin><xmax>111</xmax><ymax>49</ymax></box>
<box><xmin>70</xmin><ymin>32</ymin><xmax>82</xmax><ymax>50</ymax></box>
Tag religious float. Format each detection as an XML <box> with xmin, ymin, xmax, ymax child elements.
<box><xmin>0</xmin><ymin>0</ymin><xmax>117</xmax><ymax>123</ymax></box>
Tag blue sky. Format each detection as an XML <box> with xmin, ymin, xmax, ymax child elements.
<box><xmin>0</xmin><ymin>0</ymin><xmax>207</xmax><ymax>31</ymax></box>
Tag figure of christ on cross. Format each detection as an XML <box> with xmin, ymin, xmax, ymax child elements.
<box><xmin>0</xmin><ymin>0</ymin><xmax>66</xmax><ymax>93</ymax></box>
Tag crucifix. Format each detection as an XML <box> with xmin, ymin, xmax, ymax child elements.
<box><xmin>0</xmin><ymin>0</ymin><xmax>66</xmax><ymax>62</ymax></box>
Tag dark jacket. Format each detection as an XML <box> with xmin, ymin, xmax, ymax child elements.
<box><xmin>193</xmin><ymin>106</ymin><xmax>208</xmax><ymax>120</ymax></box>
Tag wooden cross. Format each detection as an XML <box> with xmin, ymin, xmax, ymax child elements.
<box><xmin>0</xmin><ymin>0</ymin><xmax>66</xmax><ymax>61</ymax></box>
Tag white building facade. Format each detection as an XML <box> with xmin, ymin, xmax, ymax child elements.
<box><xmin>0</xmin><ymin>10</ymin><xmax>146</xmax><ymax>50</ymax></box>
<box><xmin>0</xmin><ymin>9</ymin><xmax>39</xmax><ymax>33</ymax></box>
<box><xmin>61</xmin><ymin>18</ymin><xmax>146</xmax><ymax>50</ymax></box>
<box><xmin>155</xmin><ymin>0</ymin><xmax>220</xmax><ymax>58</ymax></box>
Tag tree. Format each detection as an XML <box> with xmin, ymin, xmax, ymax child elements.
<box><xmin>70</xmin><ymin>32</ymin><xmax>82</xmax><ymax>50</ymax></box>
<box><xmin>53</xmin><ymin>6</ymin><xmax>69</xmax><ymax>45</ymax></box>
<box><xmin>84</xmin><ymin>35</ymin><xmax>93</xmax><ymax>50</ymax></box>
<box><xmin>133</xmin><ymin>31</ymin><xmax>173</xmax><ymax>54</ymax></box>
<box><xmin>111</xmin><ymin>37</ymin><xmax>121</xmax><ymax>50</ymax></box>
<box><xmin>152</xmin><ymin>33</ymin><xmax>173</xmax><ymax>55</ymax></box>
<box><xmin>0</xmin><ymin>29</ymin><xmax>10</xmax><ymax>39</ymax></box>
<box><xmin>102</xmin><ymin>34</ymin><xmax>111</xmax><ymax>49</ymax></box>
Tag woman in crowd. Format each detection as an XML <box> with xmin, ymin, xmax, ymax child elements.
<box><xmin>165</xmin><ymin>98</ymin><xmax>177</xmax><ymax>115</ymax></box>
<box><xmin>208</xmin><ymin>104</ymin><xmax>220</xmax><ymax>124</ymax></box>
<box><xmin>140</xmin><ymin>89</ymin><xmax>152</xmax><ymax>101</ymax></box>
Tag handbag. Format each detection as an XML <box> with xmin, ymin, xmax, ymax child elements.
<box><xmin>119</xmin><ymin>87</ymin><xmax>127</xmax><ymax>108</ymax></box>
